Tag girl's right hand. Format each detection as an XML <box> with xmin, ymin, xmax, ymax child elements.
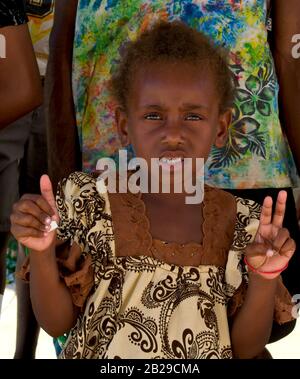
<box><xmin>10</xmin><ymin>175</ymin><xmax>59</xmax><ymax>252</ymax></box>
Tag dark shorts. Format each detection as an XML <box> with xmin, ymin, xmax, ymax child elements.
<box><xmin>225</xmin><ymin>187</ymin><xmax>300</xmax><ymax>342</ymax></box>
<box><xmin>0</xmin><ymin>106</ymin><xmax>47</xmax><ymax>232</ymax></box>
<box><xmin>19</xmin><ymin>106</ymin><xmax>48</xmax><ymax>195</ymax></box>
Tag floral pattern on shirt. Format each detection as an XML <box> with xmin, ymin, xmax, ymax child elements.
<box><xmin>72</xmin><ymin>0</ymin><xmax>299</xmax><ymax>189</ymax></box>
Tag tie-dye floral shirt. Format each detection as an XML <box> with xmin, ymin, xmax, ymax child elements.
<box><xmin>72</xmin><ymin>0</ymin><xmax>299</xmax><ymax>189</ymax></box>
<box><xmin>26</xmin><ymin>0</ymin><xmax>54</xmax><ymax>76</ymax></box>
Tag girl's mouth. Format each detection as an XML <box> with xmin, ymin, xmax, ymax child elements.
<box><xmin>158</xmin><ymin>157</ymin><xmax>184</xmax><ymax>171</ymax></box>
<box><xmin>159</xmin><ymin>157</ymin><xmax>183</xmax><ymax>165</ymax></box>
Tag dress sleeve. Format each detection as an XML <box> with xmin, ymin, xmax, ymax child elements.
<box><xmin>56</xmin><ymin>172</ymin><xmax>90</xmax><ymax>251</ymax></box>
<box><xmin>55</xmin><ymin>172</ymin><xmax>109</xmax><ymax>308</ymax></box>
<box><xmin>225</xmin><ymin>197</ymin><xmax>295</xmax><ymax>325</ymax></box>
<box><xmin>18</xmin><ymin>172</ymin><xmax>105</xmax><ymax>310</ymax></box>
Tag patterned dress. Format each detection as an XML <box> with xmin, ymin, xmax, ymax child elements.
<box><xmin>53</xmin><ymin>172</ymin><xmax>293</xmax><ymax>359</ymax></box>
<box><xmin>72</xmin><ymin>0</ymin><xmax>299</xmax><ymax>189</ymax></box>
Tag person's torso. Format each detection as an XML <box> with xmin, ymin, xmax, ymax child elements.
<box><xmin>72</xmin><ymin>0</ymin><xmax>299</xmax><ymax>189</ymax></box>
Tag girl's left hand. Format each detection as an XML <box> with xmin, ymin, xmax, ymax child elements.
<box><xmin>245</xmin><ymin>191</ymin><xmax>296</xmax><ymax>279</ymax></box>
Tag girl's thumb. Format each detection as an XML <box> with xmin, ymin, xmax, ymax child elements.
<box><xmin>40</xmin><ymin>174</ymin><xmax>57</xmax><ymax>217</ymax></box>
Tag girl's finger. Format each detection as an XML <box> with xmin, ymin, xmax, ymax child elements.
<box><xmin>13</xmin><ymin>199</ymin><xmax>52</xmax><ymax>225</ymax></box>
<box><xmin>272</xmin><ymin>190</ymin><xmax>287</xmax><ymax>228</ymax></box>
<box><xmin>278</xmin><ymin>237</ymin><xmax>296</xmax><ymax>259</ymax></box>
<box><xmin>272</xmin><ymin>228</ymin><xmax>290</xmax><ymax>254</ymax></box>
<box><xmin>11</xmin><ymin>224</ymin><xmax>45</xmax><ymax>239</ymax></box>
<box><xmin>21</xmin><ymin>194</ymin><xmax>54</xmax><ymax>217</ymax></box>
<box><xmin>259</xmin><ymin>196</ymin><xmax>273</xmax><ymax>226</ymax></box>
<box><xmin>40</xmin><ymin>175</ymin><xmax>58</xmax><ymax>220</ymax></box>
<box><xmin>245</xmin><ymin>242</ymin><xmax>270</xmax><ymax>258</ymax></box>
<box><xmin>10</xmin><ymin>211</ymin><xmax>47</xmax><ymax>232</ymax></box>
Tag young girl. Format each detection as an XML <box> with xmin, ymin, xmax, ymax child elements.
<box><xmin>11</xmin><ymin>21</ymin><xmax>296</xmax><ymax>359</ymax></box>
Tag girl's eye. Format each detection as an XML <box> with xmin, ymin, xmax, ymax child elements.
<box><xmin>144</xmin><ymin>113</ymin><xmax>162</xmax><ymax>120</ymax></box>
<box><xmin>185</xmin><ymin>113</ymin><xmax>203</xmax><ymax>121</ymax></box>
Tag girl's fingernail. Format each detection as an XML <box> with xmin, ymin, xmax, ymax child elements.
<box><xmin>44</xmin><ymin>232</ymin><xmax>48</xmax><ymax>237</ymax></box>
<box><xmin>49</xmin><ymin>220</ymin><xmax>58</xmax><ymax>232</ymax></box>
<box><xmin>266</xmin><ymin>249</ymin><xmax>274</xmax><ymax>257</ymax></box>
<box><xmin>45</xmin><ymin>217</ymin><xmax>51</xmax><ymax>225</ymax></box>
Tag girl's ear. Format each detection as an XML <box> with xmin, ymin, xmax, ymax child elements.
<box><xmin>214</xmin><ymin>108</ymin><xmax>232</xmax><ymax>148</ymax></box>
<box><xmin>115</xmin><ymin>106</ymin><xmax>130</xmax><ymax>146</ymax></box>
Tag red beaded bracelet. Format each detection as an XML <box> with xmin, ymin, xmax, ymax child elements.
<box><xmin>243</xmin><ymin>256</ymin><xmax>288</xmax><ymax>275</ymax></box>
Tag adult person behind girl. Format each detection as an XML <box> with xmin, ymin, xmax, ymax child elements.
<box><xmin>11</xmin><ymin>22</ymin><xmax>296</xmax><ymax>358</ymax></box>
<box><xmin>0</xmin><ymin>0</ymin><xmax>42</xmax><ymax>128</ymax></box>
<box><xmin>0</xmin><ymin>0</ymin><xmax>55</xmax><ymax>359</ymax></box>
<box><xmin>13</xmin><ymin>1</ymin><xmax>55</xmax><ymax>359</ymax></box>
<box><xmin>0</xmin><ymin>0</ymin><xmax>42</xmax><ymax>315</ymax></box>
<box><xmin>45</xmin><ymin>0</ymin><xmax>300</xmax><ymax>344</ymax></box>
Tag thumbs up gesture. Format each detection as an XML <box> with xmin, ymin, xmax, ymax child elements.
<box><xmin>10</xmin><ymin>175</ymin><xmax>59</xmax><ymax>252</ymax></box>
<box><xmin>245</xmin><ymin>191</ymin><xmax>296</xmax><ymax>279</ymax></box>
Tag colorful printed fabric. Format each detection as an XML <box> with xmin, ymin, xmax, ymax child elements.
<box><xmin>56</xmin><ymin>172</ymin><xmax>254</xmax><ymax>358</ymax></box>
<box><xmin>55</xmin><ymin>172</ymin><xmax>293</xmax><ymax>358</ymax></box>
<box><xmin>0</xmin><ymin>0</ymin><xmax>28</xmax><ymax>27</ymax></box>
<box><xmin>6</xmin><ymin>237</ymin><xmax>17</xmax><ymax>285</ymax></box>
<box><xmin>73</xmin><ymin>0</ymin><xmax>299</xmax><ymax>189</ymax></box>
<box><xmin>26</xmin><ymin>0</ymin><xmax>54</xmax><ymax>76</ymax></box>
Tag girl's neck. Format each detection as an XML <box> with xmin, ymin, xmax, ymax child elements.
<box><xmin>141</xmin><ymin>191</ymin><xmax>204</xmax><ymax>245</ymax></box>
<box><xmin>141</xmin><ymin>191</ymin><xmax>198</xmax><ymax>212</ymax></box>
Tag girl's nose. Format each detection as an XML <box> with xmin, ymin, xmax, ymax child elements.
<box><xmin>162</xmin><ymin>119</ymin><xmax>184</xmax><ymax>145</ymax></box>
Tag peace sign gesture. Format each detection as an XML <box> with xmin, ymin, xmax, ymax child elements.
<box><xmin>245</xmin><ymin>191</ymin><xmax>296</xmax><ymax>279</ymax></box>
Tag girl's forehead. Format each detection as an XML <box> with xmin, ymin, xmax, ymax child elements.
<box><xmin>126</xmin><ymin>63</ymin><xmax>219</xmax><ymax>110</ymax></box>
<box><xmin>130</xmin><ymin>62</ymin><xmax>217</xmax><ymax>92</ymax></box>
<box><xmin>135</xmin><ymin>60</ymin><xmax>211</xmax><ymax>76</ymax></box>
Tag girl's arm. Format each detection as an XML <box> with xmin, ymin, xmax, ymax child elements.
<box><xmin>29</xmin><ymin>245</ymin><xmax>79</xmax><ymax>338</ymax></box>
<box><xmin>231</xmin><ymin>192</ymin><xmax>296</xmax><ymax>358</ymax></box>
<box><xmin>230</xmin><ymin>274</ymin><xmax>278</xmax><ymax>358</ymax></box>
<box><xmin>10</xmin><ymin>175</ymin><xmax>78</xmax><ymax>337</ymax></box>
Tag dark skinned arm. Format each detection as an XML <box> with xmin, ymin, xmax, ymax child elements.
<box><xmin>271</xmin><ymin>0</ymin><xmax>300</xmax><ymax>175</ymax></box>
<box><xmin>44</xmin><ymin>0</ymin><xmax>81</xmax><ymax>192</ymax></box>
<box><xmin>231</xmin><ymin>192</ymin><xmax>296</xmax><ymax>359</ymax></box>
<box><xmin>0</xmin><ymin>24</ymin><xmax>42</xmax><ymax>129</ymax></box>
<box><xmin>30</xmin><ymin>244</ymin><xmax>80</xmax><ymax>337</ymax></box>
<box><xmin>10</xmin><ymin>176</ymin><xmax>80</xmax><ymax>337</ymax></box>
<box><xmin>231</xmin><ymin>274</ymin><xmax>278</xmax><ymax>359</ymax></box>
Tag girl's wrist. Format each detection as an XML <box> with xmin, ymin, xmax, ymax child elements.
<box><xmin>244</xmin><ymin>256</ymin><xmax>288</xmax><ymax>280</ymax></box>
<box><xmin>30</xmin><ymin>245</ymin><xmax>56</xmax><ymax>260</ymax></box>
<box><xmin>248</xmin><ymin>270</ymin><xmax>280</xmax><ymax>284</ymax></box>
<box><xmin>248</xmin><ymin>272</ymin><xmax>279</xmax><ymax>299</ymax></box>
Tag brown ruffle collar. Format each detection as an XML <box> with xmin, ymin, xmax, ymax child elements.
<box><xmin>107</xmin><ymin>183</ymin><xmax>237</xmax><ymax>267</ymax></box>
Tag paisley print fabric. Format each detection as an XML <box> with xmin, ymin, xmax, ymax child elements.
<box><xmin>72</xmin><ymin>0</ymin><xmax>299</xmax><ymax>189</ymax></box>
<box><xmin>53</xmin><ymin>172</ymin><xmax>292</xmax><ymax>359</ymax></box>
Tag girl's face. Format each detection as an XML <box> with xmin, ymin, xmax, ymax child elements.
<box><xmin>116</xmin><ymin>61</ymin><xmax>231</xmax><ymax>169</ymax></box>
